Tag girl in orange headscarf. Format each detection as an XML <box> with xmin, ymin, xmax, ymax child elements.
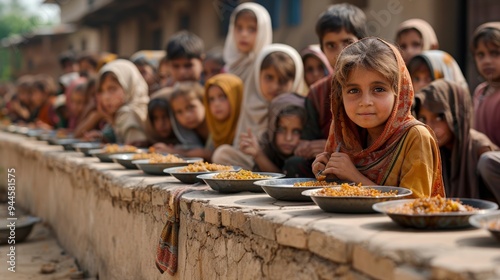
<box><xmin>312</xmin><ymin>37</ymin><xmax>445</xmax><ymax>198</ymax></box>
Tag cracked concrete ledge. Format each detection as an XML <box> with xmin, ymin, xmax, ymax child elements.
<box><xmin>1</xmin><ymin>131</ymin><xmax>500</xmax><ymax>280</ymax></box>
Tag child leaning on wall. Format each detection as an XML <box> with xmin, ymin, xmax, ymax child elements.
<box><xmin>94</xmin><ymin>59</ymin><xmax>150</xmax><ymax>147</ymax></box>
<box><xmin>312</xmin><ymin>37</ymin><xmax>445</xmax><ymax>198</ymax></box>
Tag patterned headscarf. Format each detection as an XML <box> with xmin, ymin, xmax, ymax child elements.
<box><xmin>326</xmin><ymin>37</ymin><xmax>444</xmax><ymax>196</ymax></box>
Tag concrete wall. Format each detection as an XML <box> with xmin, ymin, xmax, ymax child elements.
<box><xmin>1</xmin><ymin>130</ymin><xmax>499</xmax><ymax>280</ymax></box>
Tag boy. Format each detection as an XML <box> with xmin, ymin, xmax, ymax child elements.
<box><xmin>165</xmin><ymin>31</ymin><xmax>205</xmax><ymax>84</ymax></box>
<box><xmin>287</xmin><ymin>3</ymin><xmax>368</xmax><ymax>177</ymax></box>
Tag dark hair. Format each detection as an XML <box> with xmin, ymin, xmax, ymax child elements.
<box><xmin>85</xmin><ymin>78</ymin><xmax>97</xmax><ymax>98</ymax></box>
<box><xmin>33</xmin><ymin>74</ymin><xmax>57</xmax><ymax>96</ymax></box>
<box><xmin>98</xmin><ymin>72</ymin><xmax>120</xmax><ymax>93</ymax></box>
<box><xmin>77</xmin><ymin>53</ymin><xmax>98</xmax><ymax>68</ymax></box>
<box><xmin>205</xmin><ymin>47</ymin><xmax>225</xmax><ymax>65</ymax></box>
<box><xmin>169</xmin><ymin>81</ymin><xmax>204</xmax><ymax>103</ymax></box>
<box><xmin>472</xmin><ymin>27</ymin><xmax>500</xmax><ymax>51</ymax></box>
<box><xmin>59</xmin><ymin>51</ymin><xmax>77</xmax><ymax>67</ymax></box>
<box><xmin>315</xmin><ymin>3</ymin><xmax>367</xmax><ymax>46</ymax></box>
<box><xmin>261</xmin><ymin>52</ymin><xmax>296</xmax><ymax>85</ymax></box>
<box><xmin>165</xmin><ymin>31</ymin><xmax>205</xmax><ymax>61</ymax></box>
<box><xmin>148</xmin><ymin>98</ymin><xmax>170</xmax><ymax>124</ymax></box>
<box><xmin>235</xmin><ymin>9</ymin><xmax>257</xmax><ymax>23</ymax></box>
<box><xmin>407</xmin><ymin>55</ymin><xmax>433</xmax><ymax>79</ymax></box>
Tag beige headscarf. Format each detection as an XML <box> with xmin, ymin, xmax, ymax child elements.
<box><xmin>233</xmin><ymin>43</ymin><xmax>305</xmax><ymax>146</ymax></box>
<box><xmin>396</xmin><ymin>18</ymin><xmax>439</xmax><ymax>51</ymax></box>
<box><xmin>98</xmin><ymin>59</ymin><xmax>149</xmax><ymax>143</ymax></box>
<box><xmin>223</xmin><ymin>2</ymin><xmax>272</xmax><ymax>83</ymax></box>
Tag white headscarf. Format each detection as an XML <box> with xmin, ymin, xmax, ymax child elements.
<box><xmin>98</xmin><ymin>59</ymin><xmax>149</xmax><ymax>143</ymax></box>
<box><xmin>223</xmin><ymin>2</ymin><xmax>272</xmax><ymax>83</ymax></box>
<box><xmin>233</xmin><ymin>43</ymin><xmax>305</xmax><ymax>146</ymax></box>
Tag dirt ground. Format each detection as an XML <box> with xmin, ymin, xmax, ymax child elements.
<box><xmin>0</xmin><ymin>221</ymin><xmax>86</xmax><ymax>280</ymax></box>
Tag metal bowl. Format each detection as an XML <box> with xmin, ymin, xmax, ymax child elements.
<box><xmin>0</xmin><ymin>216</ymin><xmax>41</xmax><ymax>245</ymax></box>
<box><xmin>48</xmin><ymin>138</ymin><xmax>82</xmax><ymax>151</ymax></box>
<box><xmin>373</xmin><ymin>198</ymin><xmax>499</xmax><ymax>229</ymax></box>
<box><xmin>255</xmin><ymin>178</ymin><xmax>355</xmax><ymax>202</ymax></box>
<box><xmin>89</xmin><ymin>148</ymin><xmax>147</xmax><ymax>162</ymax></box>
<box><xmin>73</xmin><ymin>142</ymin><xmax>105</xmax><ymax>156</ymax></box>
<box><xmin>197</xmin><ymin>172</ymin><xmax>286</xmax><ymax>193</ymax></box>
<box><xmin>469</xmin><ymin>211</ymin><xmax>500</xmax><ymax>242</ymax></box>
<box><xmin>302</xmin><ymin>186</ymin><xmax>413</xmax><ymax>213</ymax></box>
<box><xmin>108</xmin><ymin>153</ymin><xmax>147</xmax><ymax>169</ymax></box>
<box><xmin>163</xmin><ymin>165</ymin><xmax>241</xmax><ymax>184</ymax></box>
<box><xmin>133</xmin><ymin>157</ymin><xmax>203</xmax><ymax>175</ymax></box>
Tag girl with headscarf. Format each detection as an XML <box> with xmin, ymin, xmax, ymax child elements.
<box><xmin>203</xmin><ymin>73</ymin><xmax>243</xmax><ymax>148</ymax></box>
<box><xmin>313</xmin><ymin>37</ymin><xmax>445</xmax><ymax>198</ymax></box>
<box><xmin>239</xmin><ymin>93</ymin><xmax>306</xmax><ymax>176</ymax></box>
<box><xmin>223</xmin><ymin>2</ymin><xmax>272</xmax><ymax>83</ymax></box>
<box><xmin>395</xmin><ymin>18</ymin><xmax>439</xmax><ymax>64</ymax></box>
<box><xmin>300</xmin><ymin>44</ymin><xmax>333</xmax><ymax>87</ymax></box>
<box><xmin>212</xmin><ymin>43</ymin><xmax>304</xmax><ymax>169</ymax></box>
<box><xmin>96</xmin><ymin>59</ymin><xmax>149</xmax><ymax>146</ymax></box>
<box><xmin>415</xmin><ymin>79</ymin><xmax>498</xmax><ymax>198</ymax></box>
<box><xmin>144</xmin><ymin>88</ymin><xmax>179</xmax><ymax>147</ymax></box>
<box><xmin>408</xmin><ymin>50</ymin><xmax>468</xmax><ymax>92</ymax></box>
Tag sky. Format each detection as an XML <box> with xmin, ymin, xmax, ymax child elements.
<box><xmin>1</xmin><ymin>0</ymin><xmax>60</xmax><ymax>24</ymax></box>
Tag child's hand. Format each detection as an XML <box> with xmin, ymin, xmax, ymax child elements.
<box><xmin>96</xmin><ymin>101</ymin><xmax>114</xmax><ymax>125</ymax></box>
<box><xmin>152</xmin><ymin>142</ymin><xmax>176</xmax><ymax>154</ymax></box>
<box><xmin>323</xmin><ymin>152</ymin><xmax>362</xmax><ymax>182</ymax></box>
<box><xmin>82</xmin><ymin>130</ymin><xmax>103</xmax><ymax>141</ymax></box>
<box><xmin>294</xmin><ymin>140</ymin><xmax>310</xmax><ymax>157</ymax></box>
<box><xmin>312</xmin><ymin>152</ymin><xmax>330</xmax><ymax>180</ymax></box>
<box><xmin>239</xmin><ymin>129</ymin><xmax>260</xmax><ymax>158</ymax></box>
<box><xmin>295</xmin><ymin>140</ymin><xmax>327</xmax><ymax>158</ymax></box>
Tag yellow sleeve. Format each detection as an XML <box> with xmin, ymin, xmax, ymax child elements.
<box><xmin>385</xmin><ymin>126</ymin><xmax>445</xmax><ymax>198</ymax></box>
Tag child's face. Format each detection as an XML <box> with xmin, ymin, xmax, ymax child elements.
<box><xmin>207</xmin><ymin>85</ymin><xmax>231</xmax><ymax>122</ymax></box>
<box><xmin>342</xmin><ymin>67</ymin><xmax>395</xmax><ymax>138</ymax></box>
<box><xmin>417</xmin><ymin>107</ymin><xmax>454</xmax><ymax>148</ymax></box>
<box><xmin>274</xmin><ymin>114</ymin><xmax>303</xmax><ymax>156</ymax></box>
<box><xmin>97</xmin><ymin>75</ymin><xmax>126</xmax><ymax>115</ymax></box>
<box><xmin>474</xmin><ymin>40</ymin><xmax>500</xmax><ymax>83</ymax></box>
<box><xmin>30</xmin><ymin>89</ymin><xmax>45</xmax><ymax>108</ymax></box>
<box><xmin>303</xmin><ymin>56</ymin><xmax>327</xmax><ymax>86</ymax></box>
<box><xmin>203</xmin><ymin>59</ymin><xmax>223</xmax><ymax>82</ymax></box>
<box><xmin>260</xmin><ymin>67</ymin><xmax>293</xmax><ymax>102</ymax></box>
<box><xmin>321</xmin><ymin>29</ymin><xmax>358</xmax><ymax>68</ymax></box>
<box><xmin>397</xmin><ymin>29</ymin><xmax>423</xmax><ymax>64</ymax></box>
<box><xmin>137</xmin><ymin>64</ymin><xmax>157</xmax><ymax>87</ymax></box>
<box><xmin>234</xmin><ymin>13</ymin><xmax>257</xmax><ymax>54</ymax></box>
<box><xmin>171</xmin><ymin>95</ymin><xmax>205</xmax><ymax>130</ymax></box>
<box><xmin>17</xmin><ymin>88</ymin><xmax>30</xmax><ymax>105</ymax></box>
<box><xmin>170</xmin><ymin>58</ymin><xmax>203</xmax><ymax>82</ymax></box>
<box><xmin>411</xmin><ymin>64</ymin><xmax>432</xmax><ymax>92</ymax></box>
<box><xmin>70</xmin><ymin>92</ymin><xmax>87</xmax><ymax>117</ymax></box>
<box><xmin>158</xmin><ymin>62</ymin><xmax>171</xmax><ymax>86</ymax></box>
<box><xmin>151</xmin><ymin>108</ymin><xmax>172</xmax><ymax>139</ymax></box>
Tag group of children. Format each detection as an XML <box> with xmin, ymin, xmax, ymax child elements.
<box><xmin>3</xmin><ymin>3</ymin><xmax>500</xmax><ymax>203</ymax></box>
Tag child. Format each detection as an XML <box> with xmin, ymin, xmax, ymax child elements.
<box><xmin>408</xmin><ymin>50</ymin><xmax>468</xmax><ymax>92</ymax></box>
<box><xmin>8</xmin><ymin>75</ymin><xmax>33</xmax><ymax>123</ymax></box>
<box><xmin>203</xmin><ymin>73</ymin><xmax>243</xmax><ymax>148</ymax></box>
<box><xmin>66</xmin><ymin>77</ymin><xmax>88</xmax><ymax>130</ymax></box>
<box><xmin>240</xmin><ymin>93</ymin><xmax>306</xmax><ymax>176</ymax></box>
<box><xmin>212</xmin><ymin>43</ymin><xmax>304</xmax><ymax>169</ymax></box>
<box><xmin>153</xmin><ymin>82</ymin><xmax>211</xmax><ymax>161</ymax></box>
<box><xmin>312</xmin><ymin>37</ymin><xmax>445</xmax><ymax>198</ymax></box>
<box><xmin>202</xmin><ymin>47</ymin><xmax>225</xmax><ymax>84</ymax></box>
<box><xmin>165</xmin><ymin>31</ymin><xmax>205</xmax><ymax>83</ymax></box>
<box><xmin>132</xmin><ymin>57</ymin><xmax>160</xmax><ymax>95</ymax></box>
<box><xmin>395</xmin><ymin>18</ymin><xmax>439</xmax><ymax>65</ymax></box>
<box><xmin>144</xmin><ymin>90</ymin><xmax>179</xmax><ymax>146</ymax></box>
<box><xmin>30</xmin><ymin>74</ymin><xmax>58</xmax><ymax>129</ymax></box>
<box><xmin>294</xmin><ymin>3</ymin><xmax>368</xmax><ymax>177</ymax></box>
<box><xmin>300</xmin><ymin>44</ymin><xmax>333</xmax><ymax>87</ymax></box>
<box><xmin>95</xmin><ymin>59</ymin><xmax>149</xmax><ymax>146</ymax></box>
<box><xmin>471</xmin><ymin>22</ymin><xmax>500</xmax><ymax>147</ymax></box>
<box><xmin>223</xmin><ymin>2</ymin><xmax>272</xmax><ymax>83</ymax></box>
<box><xmin>415</xmin><ymin>79</ymin><xmax>497</xmax><ymax>198</ymax></box>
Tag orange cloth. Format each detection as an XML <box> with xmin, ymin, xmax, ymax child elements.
<box><xmin>203</xmin><ymin>73</ymin><xmax>243</xmax><ymax>148</ymax></box>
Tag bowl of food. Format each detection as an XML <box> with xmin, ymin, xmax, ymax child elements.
<box><xmin>254</xmin><ymin>178</ymin><xmax>353</xmax><ymax>202</ymax></box>
<box><xmin>133</xmin><ymin>154</ymin><xmax>203</xmax><ymax>175</ymax></box>
<box><xmin>302</xmin><ymin>184</ymin><xmax>413</xmax><ymax>213</ymax></box>
<box><xmin>469</xmin><ymin>210</ymin><xmax>500</xmax><ymax>242</ymax></box>
<box><xmin>73</xmin><ymin>142</ymin><xmax>105</xmax><ymax>156</ymax></box>
<box><xmin>164</xmin><ymin>162</ymin><xmax>240</xmax><ymax>184</ymax></box>
<box><xmin>48</xmin><ymin>137</ymin><xmax>82</xmax><ymax>151</ymax></box>
<box><xmin>197</xmin><ymin>170</ymin><xmax>285</xmax><ymax>193</ymax></box>
<box><xmin>89</xmin><ymin>144</ymin><xmax>142</xmax><ymax>162</ymax></box>
<box><xmin>373</xmin><ymin>197</ymin><xmax>499</xmax><ymax>229</ymax></box>
<box><xmin>109</xmin><ymin>152</ymin><xmax>154</xmax><ymax>169</ymax></box>
<box><xmin>0</xmin><ymin>216</ymin><xmax>41</xmax><ymax>245</ymax></box>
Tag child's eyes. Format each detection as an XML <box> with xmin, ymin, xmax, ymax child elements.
<box><xmin>292</xmin><ymin>129</ymin><xmax>302</xmax><ymax>135</ymax></box>
<box><xmin>374</xmin><ymin>87</ymin><xmax>386</xmax><ymax>93</ymax></box>
<box><xmin>418</xmin><ymin>117</ymin><xmax>427</xmax><ymax>123</ymax></box>
<box><xmin>346</xmin><ymin>88</ymin><xmax>359</xmax><ymax>94</ymax></box>
<box><xmin>475</xmin><ymin>52</ymin><xmax>485</xmax><ymax>59</ymax></box>
<box><xmin>325</xmin><ymin>43</ymin><xmax>335</xmax><ymax>49</ymax></box>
